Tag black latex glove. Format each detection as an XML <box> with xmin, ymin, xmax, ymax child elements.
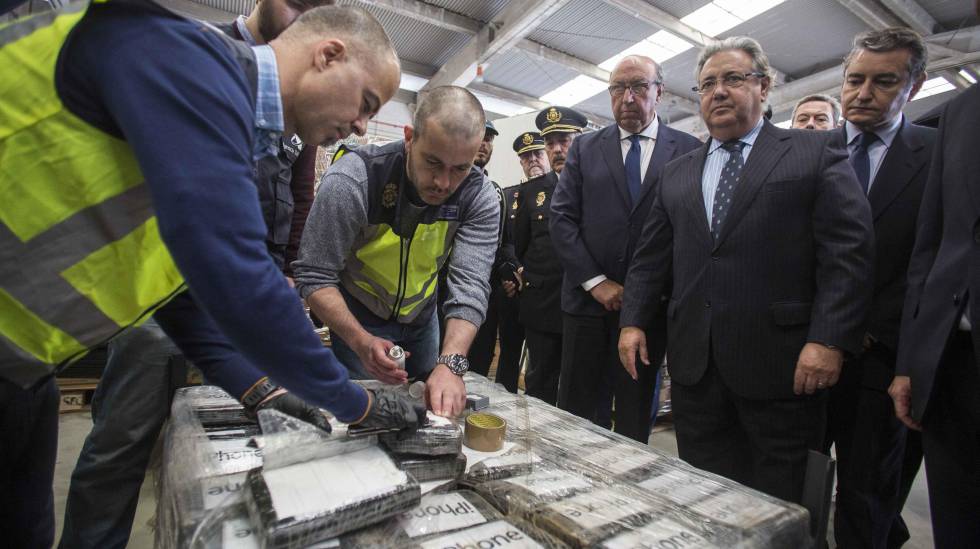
<box><xmin>353</xmin><ymin>388</ymin><xmax>427</xmax><ymax>432</ymax></box>
<box><xmin>253</xmin><ymin>392</ymin><xmax>332</xmax><ymax>433</ymax></box>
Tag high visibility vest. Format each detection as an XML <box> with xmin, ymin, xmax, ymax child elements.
<box><xmin>338</xmin><ymin>142</ymin><xmax>487</xmax><ymax>324</ymax></box>
<box><xmin>0</xmin><ymin>0</ymin><xmax>187</xmax><ymax>387</ymax></box>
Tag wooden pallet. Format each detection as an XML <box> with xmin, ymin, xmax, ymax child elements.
<box><xmin>57</xmin><ymin>378</ymin><xmax>99</xmax><ymax>413</ymax></box>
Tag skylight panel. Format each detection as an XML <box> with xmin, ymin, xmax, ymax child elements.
<box><xmin>599</xmin><ymin>30</ymin><xmax>693</xmax><ymax>70</ymax></box>
<box><xmin>470</xmin><ymin>92</ymin><xmax>535</xmax><ymax>117</ymax></box>
<box><xmin>959</xmin><ymin>69</ymin><xmax>977</xmax><ymax>84</ymax></box>
<box><xmin>681</xmin><ymin>0</ymin><xmax>787</xmax><ymax>36</ymax></box>
<box><xmin>713</xmin><ymin>0</ymin><xmax>786</xmax><ymax>21</ymax></box>
<box><xmin>912</xmin><ymin>77</ymin><xmax>955</xmax><ymax>101</ymax></box>
<box><xmin>539</xmin><ymin>75</ymin><xmax>609</xmax><ymax>107</ymax></box>
<box><xmin>399</xmin><ymin>73</ymin><xmax>429</xmax><ymax>92</ymax></box>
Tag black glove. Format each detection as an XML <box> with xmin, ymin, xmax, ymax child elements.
<box><xmin>353</xmin><ymin>388</ymin><xmax>427</xmax><ymax>432</ymax></box>
<box><xmin>252</xmin><ymin>392</ymin><xmax>332</xmax><ymax>433</ymax></box>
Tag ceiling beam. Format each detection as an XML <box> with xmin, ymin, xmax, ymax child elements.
<box><xmin>878</xmin><ymin>0</ymin><xmax>939</xmax><ymax>35</ymax></box>
<box><xmin>420</xmin><ymin>0</ymin><xmax>573</xmax><ymax>92</ymax></box>
<box><xmin>356</xmin><ymin>0</ymin><xmax>480</xmax><ymax>35</ymax></box>
<box><xmin>834</xmin><ymin>0</ymin><xmax>962</xmax><ymax>57</ymax></box>
<box><xmin>469</xmin><ymin>82</ymin><xmax>614</xmax><ymax>126</ymax></box>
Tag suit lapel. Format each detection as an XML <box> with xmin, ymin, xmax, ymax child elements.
<box><xmin>867</xmin><ymin>121</ymin><xmax>925</xmax><ymax>221</ymax></box>
<box><xmin>682</xmin><ymin>141</ymin><xmax>713</xmax><ymax>246</ymax></box>
<box><xmin>714</xmin><ymin>121</ymin><xmax>790</xmax><ymax>250</ymax></box>
<box><xmin>599</xmin><ymin>126</ymin><xmax>633</xmax><ymax>211</ymax></box>
<box><xmin>633</xmin><ymin>124</ymin><xmax>677</xmax><ymax>213</ymax></box>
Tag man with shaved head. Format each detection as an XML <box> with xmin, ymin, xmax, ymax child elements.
<box><xmin>296</xmin><ymin>86</ymin><xmax>500</xmax><ymax>417</ymax></box>
<box><xmin>550</xmin><ymin>55</ymin><xmax>701</xmax><ymax>442</ymax></box>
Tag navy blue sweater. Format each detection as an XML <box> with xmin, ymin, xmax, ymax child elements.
<box><xmin>57</xmin><ymin>3</ymin><xmax>367</xmax><ymax>421</ymax></box>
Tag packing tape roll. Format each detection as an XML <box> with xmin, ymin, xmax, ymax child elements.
<box><xmin>464</xmin><ymin>413</ymin><xmax>506</xmax><ymax>452</ymax></box>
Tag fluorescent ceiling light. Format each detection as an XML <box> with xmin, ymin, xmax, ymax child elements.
<box><xmin>599</xmin><ymin>30</ymin><xmax>693</xmax><ymax>70</ymax></box>
<box><xmin>470</xmin><ymin>92</ymin><xmax>535</xmax><ymax>117</ymax></box>
<box><xmin>539</xmin><ymin>75</ymin><xmax>608</xmax><ymax>107</ymax></box>
<box><xmin>681</xmin><ymin>0</ymin><xmax>786</xmax><ymax>36</ymax></box>
<box><xmin>399</xmin><ymin>73</ymin><xmax>429</xmax><ymax>92</ymax></box>
<box><xmin>913</xmin><ymin>77</ymin><xmax>955</xmax><ymax>101</ymax></box>
<box><xmin>959</xmin><ymin>69</ymin><xmax>977</xmax><ymax>84</ymax></box>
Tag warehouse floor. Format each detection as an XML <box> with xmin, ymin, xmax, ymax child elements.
<box><xmin>52</xmin><ymin>410</ymin><xmax>936</xmax><ymax>548</ymax></box>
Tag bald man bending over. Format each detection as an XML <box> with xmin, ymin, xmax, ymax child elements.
<box><xmin>295</xmin><ymin>86</ymin><xmax>500</xmax><ymax>417</ymax></box>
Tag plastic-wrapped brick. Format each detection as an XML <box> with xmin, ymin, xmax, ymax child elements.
<box><xmin>380</xmin><ymin>413</ymin><xmax>463</xmax><ymax>456</ymax></box>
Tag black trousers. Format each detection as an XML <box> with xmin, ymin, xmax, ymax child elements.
<box><xmin>824</xmin><ymin>347</ymin><xmax>911</xmax><ymax>549</ymax></box>
<box><xmin>921</xmin><ymin>331</ymin><xmax>980</xmax><ymax>548</ymax></box>
<box><xmin>672</xmin><ymin>357</ymin><xmax>826</xmax><ymax>504</ymax></box>
<box><xmin>557</xmin><ymin>312</ymin><xmax>662</xmax><ymax>443</ymax></box>
<box><xmin>523</xmin><ymin>328</ymin><xmax>561</xmax><ymax>405</ymax></box>
<box><xmin>0</xmin><ymin>377</ymin><xmax>59</xmax><ymax>549</ymax></box>
<box><xmin>469</xmin><ymin>283</ymin><xmax>500</xmax><ymax>377</ymax></box>
<box><xmin>494</xmin><ymin>292</ymin><xmax>524</xmax><ymax>394</ymax></box>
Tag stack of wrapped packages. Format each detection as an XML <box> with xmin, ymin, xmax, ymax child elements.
<box><xmin>156</xmin><ymin>374</ymin><xmax>812</xmax><ymax>548</ymax></box>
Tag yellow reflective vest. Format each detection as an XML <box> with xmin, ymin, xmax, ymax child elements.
<box><xmin>0</xmin><ymin>0</ymin><xmax>185</xmax><ymax>387</ymax></box>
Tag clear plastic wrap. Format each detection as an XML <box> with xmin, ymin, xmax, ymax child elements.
<box><xmin>254</xmin><ymin>409</ymin><xmax>377</xmax><ymax>470</ymax></box>
<box><xmin>471</xmin><ymin>467</ymin><xmax>595</xmax><ymax>518</ymax></box>
<box><xmin>380</xmin><ymin>413</ymin><xmax>462</xmax><ymax>456</ymax></box>
<box><xmin>243</xmin><ymin>445</ymin><xmax>421</xmax><ymax>548</ymax></box>
<box><xmin>394</xmin><ymin>452</ymin><xmax>467</xmax><ymax>484</ymax></box>
<box><xmin>414</xmin><ymin>518</ymin><xmax>568</xmax><ymax>549</ymax></box>
<box><xmin>181</xmin><ymin>385</ymin><xmax>253</xmax><ymax>428</ymax></box>
<box><xmin>340</xmin><ymin>489</ymin><xmax>503</xmax><ymax>547</ymax></box>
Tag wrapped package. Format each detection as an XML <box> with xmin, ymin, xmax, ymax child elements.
<box><xmin>415</xmin><ymin>518</ymin><xmax>567</xmax><ymax>549</ymax></box>
<box><xmin>244</xmin><ymin>445</ymin><xmax>421</xmax><ymax>548</ymax></box>
<box><xmin>551</xmin><ymin>440</ymin><xmax>665</xmax><ymax>483</ymax></box>
<box><xmin>531</xmin><ymin>486</ymin><xmax>659</xmax><ymax>547</ymax></box>
<box><xmin>459</xmin><ymin>440</ymin><xmax>543</xmax><ymax>486</ymax></box>
<box><xmin>381</xmin><ymin>413</ymin><xmax>463</xmax><ymax>456</ymax></box>
<box><xmin>255</xmin><ymin>409</ymin><xmax>377</xmax><ymax>470</ymax></box>
<box><xmin>473</xmin><ymin>468</ymin><xmax>594</xmax><ymax>517</ymax></box>
<box><xmin>341</xmin><ymin>490</ymin><xmax>503</xmax><ymax>547</ymax></box>
<box><xmin>179</xmin><ymin>385</ymin><xmax>253</xmax><ymax>428</ymax></box>
<box><xmin>633</xmin><ymin>466</ymin><xmax>810</xmax><ymax>548</ymax></box>
<box><xmin>395</xmin><ymin>452</ymin><xmax>467</xmax><ymax>483</ymax></box>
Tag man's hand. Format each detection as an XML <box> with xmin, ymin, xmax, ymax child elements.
<box><xmin>251</xmin><ymin>390</ymin><xmax>332</xmax><ymax>433</ymax></box>
<box><xmin>793</xmin><ymin>342</ymin><xmax>843</xmax><ymax>395</ymax></box>
<box><xmin>618</xmin><ymin>327</ymin><xmax>649</xmax><ymax>381</ymax></box>
<box><xmin>354</xmin><ymin>335</ymin><xmax>408</xmax><ymax>385</ymax></box>
<box><xmin>888</xmin><ymin>375</ymin><xmax>922</xmax><ymax>431</ymax></box>
<box><xmin>590</xmin><ymin>280</ymin><xmax>624</xmax><ymax>311</ymax></box>
<box><xmin>352</xmin><ymin>388</ymin><xmax>427</xmax><ymax>432</ymax></box>
<box><xmin>502</xmin><ymin>268</ymin><xmax>524</xmax><ymax>298</ymax></box>
<box><xmin>426</xmin><ymin>364</ymin><xmax>466</xmax><ymax>417</ymax></box>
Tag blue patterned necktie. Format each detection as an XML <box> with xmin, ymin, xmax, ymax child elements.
<box><xmin>625</xmin><ymin>134</ymin><xmax>642</xmax><ymax>205</ymax></box>
<box><xmin>711</xmin><ymin>140</ymin><xmax>746</xmax><ymax>240</ymax></box>
<box><xmin>850</xmin><ymin>131</ymin><xmax>878</xmax><ymax>194</ymax></box>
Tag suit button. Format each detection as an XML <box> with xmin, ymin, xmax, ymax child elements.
<box><xmin>954</xmin><ymin>293</ymin><xmax>961</xmax><ymax>306</ymax></box>
<box><xmin>704</xmin><ymin>300</ymin><xmax>711</xmax><ymax>308</ymax></box>
<box><xmin>711</xmin><ymin>254</ymin><xmax>719</xmax><ymax>261</ymax></box>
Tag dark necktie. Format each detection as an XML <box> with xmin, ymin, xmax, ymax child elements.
<box><xmin>850</xmin><ymin>131</ymin><xmax>878</xmax><ymax>194</ymax></box>
<box><xmin>625</xmin><ymin>134</ymin><xmax>642</xmax><ymax>205</ymax></box>
<box><xmin>711</xmin><ymin>140</ymin><xmax>746</xmax><ymax>240</ymax></box>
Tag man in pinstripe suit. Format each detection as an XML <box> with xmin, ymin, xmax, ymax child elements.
<box><xmin>618</xmin><ymin>37</ymin><xmax>875</xmax><ymax>504</ymax></box>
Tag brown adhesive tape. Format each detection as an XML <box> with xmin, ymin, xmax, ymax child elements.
<box><xmin>464</xmin><ymin>413</ymin><xmax>506</xmax><ymax>452</ymax></box>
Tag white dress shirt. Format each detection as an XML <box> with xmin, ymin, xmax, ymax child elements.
<box><xmin>582</xmin><ymin>118</ymin><xmax>660</xmax><ymax>292</ymax></box>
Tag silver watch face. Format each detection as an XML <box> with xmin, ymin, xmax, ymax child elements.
<box><xmin>441</xmin><ymin>354</ymin><xmax>468</xmax><ymax>375</ymax></box>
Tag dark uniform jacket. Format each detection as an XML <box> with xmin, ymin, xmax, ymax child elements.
<box><xmin>506</xmin><ymin>171</ymin><xmax>564</xmax><ymax>333</ymax></box>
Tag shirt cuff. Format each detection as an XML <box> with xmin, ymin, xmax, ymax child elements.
<box><xmin>581</xmin><ymin>275</ymin><xmax>608</xmax><ymax>292</ymax></box>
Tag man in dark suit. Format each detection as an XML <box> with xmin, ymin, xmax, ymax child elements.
<box><xmin>619</xmin><ymin>37</ymin><xmax>875</xmax><ymax>503</ymax></box>
<box><xmin>821</xmin><ymin>28</ymin><xmax>934</xmax><ymax>549</ymax></box>
<box><xmin>503</xmin><ymin>108</ymin><xmax>587</xmax><ymax>404</ymax></box>
<box><xmin>890</xmin><ymin>60</ymin><xmax>980</xmax><ymax>549</ymax></box>
<box><xmin>550</xmin><ymin>55</ymin><xmax>701</xmax><ymax>442</ymax></box>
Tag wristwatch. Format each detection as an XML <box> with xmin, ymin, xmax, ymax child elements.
<box><xmin>436</xmin><ymin>354</ymin><xmax>469</xmax><ymax>376</ymax></box>
<box><xmin>241</xmin><ymin>377</ymin><xmax>279</xmax><ymax>409</ymax></box>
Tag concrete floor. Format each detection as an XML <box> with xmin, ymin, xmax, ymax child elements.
<box><xmin>53</xmin><ymin>410</ymin><xmax>936</xmax><ymax>548</ymax></box>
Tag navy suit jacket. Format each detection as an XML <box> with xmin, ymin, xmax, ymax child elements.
<box><xmin>621</xmin><ymin>121</ymin><xmax>875</xmax><ymax>399</ymax></box>
<box><xmin>897</xmin><ymin>84</ymin><xmax>980</xmax><ymax>422</ymax></box>
<box><xmin>550</xmin><ymin>122</ymin><xmax>702</xmax><ymax>317</ymax></box>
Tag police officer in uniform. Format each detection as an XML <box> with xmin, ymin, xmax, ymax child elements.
<box><xmin>504</xmin><ymin>108</ymin><xmax>587</xmax><ymax>404</ymax></box>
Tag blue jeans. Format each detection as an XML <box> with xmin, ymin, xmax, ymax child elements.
<box><xmin>60</xmin><ymin>319</ymin><xmax>182</xmax><ymax>549</ymax></box>
<box><xmin>330</xmin><ymin>310</ymin><xmax>440</xmax><ymax>380</ymax></box>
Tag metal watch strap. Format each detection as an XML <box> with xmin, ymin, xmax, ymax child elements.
<box><xmin>241</xmin><ymin>377</ymin><xmax>279</xmax><ymax>408</ymax></box>
<box><xmin>437</xmin><ymin>353</ymin><xmax>468</xmax><ymax>376</ymax></box>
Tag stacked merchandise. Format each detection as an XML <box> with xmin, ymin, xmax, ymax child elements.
<box><xmin>157</xmin><ymin>375</ymin><xmax>811</xmax><ymax>549</ymax></box>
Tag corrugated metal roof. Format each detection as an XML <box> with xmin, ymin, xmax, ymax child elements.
<box><xmin>717</xmin><ymin>0</ymin><xmax>868</xmax><ymax>78</ymax></box>
<box><xmin>424</xmin><ymin>0</ymin><xmax>509</xmax><ymax>23</ymax></box>
<box><xmin>341</xmin><ymin>0</ymin><xmax>472</xmax><ymax>67</ymax></box>
<box><xmin>483</xmin><ymin>49</ymin><xmax>581</xmax><ymax>98</ymax></box>
<box><xmin>527</xmin><ymin>0</ymin><xmax>660</xmax><ymax>65</ymax></box>
<box><xmin>648</xmin><ymin>0</ymin><xmax>714</xmax><ymax>20</ymax></box>
<box><xmin>919</xmin><ymin>0</ymin><xmax>980</xmax><ymax>29</ymax></box>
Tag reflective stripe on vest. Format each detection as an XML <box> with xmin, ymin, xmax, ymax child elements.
<box><xmin>340</xmin><ymin>220</ymin><xmax>456</xmax><ymax>323</ymax></box>
<box><xmin>0</xmin><ymin>0</ymin><xmax>186</xmax><ymax>387</ymax></box>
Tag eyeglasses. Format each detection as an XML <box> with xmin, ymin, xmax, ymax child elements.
<box><xmin>608</xmin><ymin>80</ymin><xmax>662</xmax><ymax>98</ymax></box>
<box><xmin>692</xmin><ymin>72</ymin><xmax>767</xmax><ymax>95</ymax></box>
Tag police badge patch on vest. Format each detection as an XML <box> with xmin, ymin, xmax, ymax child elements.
<box><xmin>438</xmin><ymin>204</ymin><xmax>459</xmax><ymax>220</ymax></box>
<box><xmin>382</xmin><ymin>182</ymin><xmax>398</xmax><ymax>209</ymax></box>
<box><xmin>281</xmin><ymin>134</ymin><xmax>304</xmax><ymax>156</ymax></box>
<box><xmin>536</xmin><ymin>192</ymin><xmax>546</xmax><ymax>207</ymax></box>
